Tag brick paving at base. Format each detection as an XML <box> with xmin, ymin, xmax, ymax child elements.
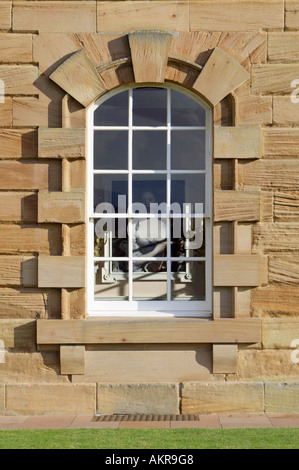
<box><xmin>0</xmin><ymin>414</ymin><xmax>299</xmax><ymax>430</ymax></box>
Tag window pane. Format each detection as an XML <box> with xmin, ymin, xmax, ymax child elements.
<box><xmin>171</xmin><ymin>174</ymin><xmax>205</xmax><ymax>213</ymax></box>
<box><xmin>94</xmin><ymin>261</ymin><xmax>129</xmax><ymax>300</ymax></box>
<box><xmin>171</xmin><ymin>218</ymin><xmax>205</xmax><ymax>258</ymax></box>
<box><xmin>132</xmin><ymin>175</ymin><xmax>167</xmax><ymax>213</ymax></box>
<box><xmin>94</xmin><ymin>131</ymin><xmax>128</xmax><ymax>170</ymax></box>
<box><xmin>94</xmin><ymin>218</ymin><xmax>128</xmax><ymax>258</ymax></box>
<box><xmin>94</xmin><ymin>174</ymin><xmax>128</xmax><ymax>212</ymax></box>
<box><xmin>132</xmin><ymin>218</ymin><xmax>168</xmax><ymax>260</ymax></box>
<box><xmin>133</xmin><ymin>88</ymin><xmax>167</xmax><ymax>126</ymax></box>
<box><xmin>133</xmin><ymin>264</ymin><xmax>168</xmax><ymax>300</ymax></box>
<box><xmin>133</xmin><ymin>131</ymin><xmax>167</xmax><ymax>170</ymax></box>
<box><xmin>94</xmin><ymin>90</ymin><xmax>128</xmax><ymax>126</ymax></box>
<box><xmin>171</xmin><ymin>90</ymin><xmax>205</xmax><ymax>127</ymax></box>
<box><xmin>171</xmin><ymin>261</ymin><xmax>205</xmax><ymax>301</ymax></box>
<box><xmin>171</xmin><ymin>131</ymin><xmax>205</xmax><ymax>170</ymax></box>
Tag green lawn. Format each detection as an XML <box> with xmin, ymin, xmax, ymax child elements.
<box><xmin>0</xmin><ymin>428</ymin><xmax>298</xmax><ymax>449</ymax></box>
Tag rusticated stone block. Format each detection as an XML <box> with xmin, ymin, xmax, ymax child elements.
<box><xmin>97</xmin><ymin>383</ymin><xmax>180</xmax><ymax>415</ymax></box>
<box><xmin>0</xmin><ymin>33</ymin><xmax>32</xmax><ymax>63</ymax></box>
<box><xmin>6</xmin><ymin>384</ymin><xmax>96</xmax><ymax>415</ymax></box>
<box><xmin>0</xmin><ymin>65</ymin><xmax>38</xmax><ymax>95</ymax></box>
<box><xmin>0</xmin><ymin>320</ymin><xmax>36</xmax><ymax>350</ymax></box>
<box><xmin>268</xmin><ymin>32</ymin><xmax>299</xmax><ymax>62</ymax></box>
<box><xmin>38</xmin><ymin>192</ymin><xmax>85</xmax><ymax>224</ymax></box>
<box><xmin>265</xmin><ymin>382</ymin><xmax>299</xmax><ymax>413</ymax></box>
<box><xmin>190</xmin><ymin>1</ymin><xmax>284</xmax><ymax>31</ymax></box>
<box><xmin>286</xmin><ymin>1</ymin><xmax>299</xmax><ymax>30</ymax></box>
<box><xmin>0</xmin><ymin>352</ymin><xmax>69</xmax><ymax>384</ymax></box>
<box><xmin>253</xmin><ymin>223</ymin><xmax>299</xmax><ymax>253</ymax></box>
<box><xmin>269</xmin><ymin>255</ymin><xmax>299</xmax><ymax>284</ymax></box>
<box><xmin>0</xmin><ymin>2</ymin><xmax>11</xmax><ymax>30</ymax></box>
<box><xmin>262</xmin><ymin>318</ymin><xmax>299</xmax><ymax>349</ymax></box>
<box><xmin>0</xmin><ymin>225</ymin><xmax>61</xmax><ymax>255</ymax></box>
<box><xmin>0</xmin><ymin>288</ymin><xmax>56</xmax><ymax>319</ymax></box>
<box><xmin>0</xmin><ymin>130</ymin><xmax>37</xmax><ymax>159</ymax></box>
<box><xmin>38</xmin><ymin>128</ymin><xmax>85</xmax><ymax>159</ymax></box>
<box><xmin>236</xmin><ymin>350</ymin><xmax>299</xmax><ymax>381</ymax></box>
<box><xmin>252</xmin><ymin>64</ymin><xmax>299</xmax><ymax>95</ymax></box>
<box><xmin>97</xmin><ymin>1</ymin><xmax>189</xmax><ymax>33</ymax></box>
<box><xmin>251</xmin><ymin>285</ymin><xmax>299</xmax><ymax>316</ymax></box>
<box><xmin>13</xmin><ymin>1</ymin><xmax>96</xmax><ymax>33</ymax></box>
<box><xmin>181</xmin><ymin>382</ymin><xmax>264</xmax><ymax>414</ymax></box>
<box><xmin>273</xmin><ymin>97</ymin><xmax>299</xmax><ymax>125</ymax></box>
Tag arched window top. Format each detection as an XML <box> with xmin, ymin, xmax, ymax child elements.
<box><xmin>87</xmin><ymin>84</ymin><xmax>212</xmax><ymax>317</ymax></box>
<box><xmin>91</xmin><ymin>83</ymin><xmax>210</xmax><ymax>127</ymax></box>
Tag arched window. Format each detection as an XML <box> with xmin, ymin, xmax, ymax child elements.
<box><xmin>87</xmin><ymin>85</ymin><xmax>212</xmax><ymax>317</ymax></box>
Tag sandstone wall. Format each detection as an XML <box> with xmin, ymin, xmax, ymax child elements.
<box><xmin>0</xmin><ymin>0</ymin><xmax>298</xmax><ymax>414</ymax></box>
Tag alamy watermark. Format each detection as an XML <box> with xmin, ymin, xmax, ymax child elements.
<box><xmin>95</xmin><ymin>196</ymin><xmax>204</xmax><ymax>250</ymax></box>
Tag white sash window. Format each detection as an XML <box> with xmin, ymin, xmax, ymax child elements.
<box><xmin>87</xmin><ymin>85</ymin><xmax>212</xmax><ymax>317</ymax></box>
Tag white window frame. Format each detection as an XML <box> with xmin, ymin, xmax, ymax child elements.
<box><xmin>87</xmin><ymin>83</ymin><xmax>213</xmax><ymax>318</ymax></box>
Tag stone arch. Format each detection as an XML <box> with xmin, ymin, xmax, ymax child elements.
<box><xmin>49</xmin><ymin>31</ymin><xmax>249</xmax><ymax>110</ymax></box>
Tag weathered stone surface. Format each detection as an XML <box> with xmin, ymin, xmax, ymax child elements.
<box><xmin>264</xmin><ymin>128</ymin><xmax>299</xmax><ymax>156</ymax></box>
<box><xmin>253</xmin><ymin>223</ymin><xmax>299</xmax><ymax>253</ymax></box>
<box><xmin>190</xmin><ymin>1</ymin><xmax>284</xmax><ymax>32</ymax></box>
<box><xmin>239</xmin><ymin>159</ymin><xmax>299</xmax><ymax>190</ymax></box>
<box><xmin>262</xmin><ymin>318</ymin><xmax>299</xmax><ymax>349</ymax></box>
<box><xmin>251</xmin><ymin>285</ymin><xmax>299</xmax><ymax>317</ymax></box>
<box><xmin>265</xmin><ymin>382</ymin><xmax>299</xmax><ymax>413</ymax></box>
<box><xmin>13</xmin><ymin>97</ymin><xmax>62</xmax><ymax>128</ymax></box>
<box><xmin>97</xmin><ymin>1</ymin><xmax>189</xmax><ymax>33</ymax></box>
<box><xmin>269</xmin><ymin>256</ymin><xmax>299</xmax><ymax>284</ymax></box>
<box><xmin>0</xmin><ymin>65</ymin><xmax>38</xmax><ymax>95</ymax></box>
<box><xmin>0</xmin><ymin>352</ymin><xmax>69</xmax><ymax>384</ymax></box>
<box><xmin>6</xmin><ymin>384</ymin><xmax>96</xmax><ymax>415</ymax></box>
<box><xmin>0</xmin><ymin>130</ymin><xmax>37</xmax><ymax>159</ymax></box>
<box><xmin>273</xmin><ymin>97</ymin><xmax>299</xmax><ymax>125</ymax></box>
<box><xmin>0</xmin><ymin>225</ymin><xmax>61</xmax><ymax>255</ymax></box>
<box><xmin>274</xmin><ymin>192</ymin><xmax>299</xmax><ymax>222</ymax></box>
<box><xmin>286</xmin><ymin>1</ymin><xmax>299</xmax><ymax>30</ymax></box>
<box><xmin>236</xmin><ymin>350</ymin><xmax>299</xmax><ymax>381</ymax></box>
<box><xmin>38</xmin><ymin>128</ymin><xmax>85</xmax><ymax>159</ymax></box>
<box><xmin>237</xmin><ymin>94</ymin><xmax>272</xmax><ymax>125</ymax></box>
<box><xmin>0</xmin><ymin>320</ymin><xmax>36</xmax><ymax>350</ymax></box>
<box><xmin>269</xmin><ymin>32</ymin><xmax>299</xmax><ymax>62</ymax></box>
<box><xmin>214</xmin><ymin>190</ymin><xmax>260</xmax><ymax>221</ymax></box>
<box><xmin>181</xmin><ymin>382</ymin><xmax>264</xmax><ymax>414</ymax></box>
<box><xmin>0</xmin><ymin>288</ymin><xmax>51</xmax><ymax>319</ymax></box>
<box><xmin>13</xmin><ymin>1</ymin><xmax>96</xmax><ymax>33</ymax></box>
<box><xmin>252</xmin><ymin>64</ymin><xmax>299</xmax><ymax>94</ymax></box>
<box><xmin>129</xmin><ymin>31</ymin><xmax>173</xmax><ymax>83</ymax></box>
<box><xmin>0</xmin><ymin>98</ymin><xmax>12</xmax><ymax>128</ymax></box>
<box><xmin>50</xmin><ymin>49</ymin><xmax>106</xmax><ymax>107</ymax></box>
<box><xmin>0</xmin><ymin>192</ymin><xmax>37</xmax><ymax>223</ymax></box>
<box><xmin>38</xmin><ymin>192</ymin><xmax>85</xmax><ymax>224</ymax></box>
<box><xmin>0</xmin><ymin>34</ymin><xmax>32</xmax><ymax>63</ymax></box>
<box><xmin>97</xmin><ymin>383</ymin><xmax>180</xmax><ymax>415</ymax></box>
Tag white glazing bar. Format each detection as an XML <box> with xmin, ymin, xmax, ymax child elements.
<box><xmin>92</xmin><ymin>126</ymin><xmax>206</xmax><ymax>131</ymax></box>
<box><xmin>128</xmin><ymin>89</ymin><xmax>133</xmax><ymax>302</ymax></box>
<box><xmin>94</xmin><ymin>257</ymin><xmax>206</xmax><ymax>262</ymax></box>
<box><xmin>167</xmin><ymin>89</ymin><xmax>172</xmax><ymax>301</ymax></box>
<box><xmin>93</xmin><ymin>169</ymin><xmax>207</xmax><ymax>175</ymax></box>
